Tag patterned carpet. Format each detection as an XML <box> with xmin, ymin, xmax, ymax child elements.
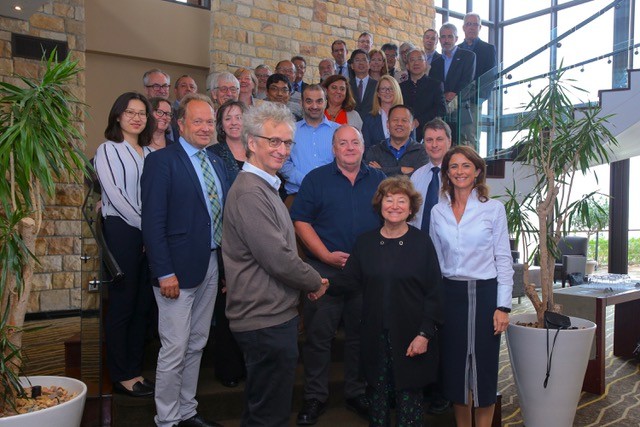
<box><xmin>501</xmin><ymin>300</ymin><xmax>640</xmax><ymax>427</ymax></box>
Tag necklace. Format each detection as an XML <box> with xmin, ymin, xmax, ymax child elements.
<box><xmin>326</xmin><ymin>107</ymin><xmax>342</xmax><ymax>121</ymax></box>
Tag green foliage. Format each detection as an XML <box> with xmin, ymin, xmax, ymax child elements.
<box><xmin>570</xmin><ymin>195</ymin><xmax>609</xmax><ymax>238</ymax></box>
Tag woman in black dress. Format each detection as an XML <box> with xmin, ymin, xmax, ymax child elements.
<box><xmin>325</xmin><ymin>176</ymin><xmax>443</xmax><ymax>426</ymax></box>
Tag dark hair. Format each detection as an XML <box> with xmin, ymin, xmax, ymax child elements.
<box><xmin>149</xmin><ymin>97</ymin><xmax>172</xmax><ymax>134</ymax></box>
<box><xmin>349</xmin><ymin>49</ymin><xmax>369</xmax><ymax>62</ymax></box>
<box><xmin>104</xmin><ymin>92</ymin><xmax>154</xmax><ymax>146</ymax></box>
<box><xmin>291</xmin><ymin>55</ymin><xmax>306</xmax><ymax>66</ymax></box>
<box><xmin>321</xmin><ymin>74</ymin><xmax>356</xmax><ymax>112</ymax></box>
<box><xmin>388</xmin><ymin>104</ymin><xmax>414</xmax><ymax>120</ymax></box>
<box><xmin>423</xmin><ymin>117</ymin><xmax>452</xmax><ymax>140</ymax></box>
<box><xmin>372</xmin><ymin>176</ymin><xmax>422</xmax><ymax>223</ymax></box>
<box><xmin>302</xmin><ymin>83</ymin><xmax>326</xmax><ymax>99</ymax></box>
<box><xmin>381</xmin><ymin>43</ymin><xmax>398</xmax><ymax>53</ymax></box>
<box><xmin>440</xmin><ymin>146</ymin><xmax>489</xmax><ymax>203</ymax></box>
<box><xmin>331</xmin><ymin>39</ymin><xmax>347</xmax><ymax>52</ymax></box>
<box><xmin>216</xmin><ymin>100</ymin><xmax>247</xmax><ymax>144</ymax></box>
<box><xmin>266</xmin><ymin>73</ymin><xmax>291</xmax><ymax>91</ymax></box>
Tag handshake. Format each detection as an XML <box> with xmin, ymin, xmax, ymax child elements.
<box><xmin>307</xmin><ymin>278</ymin><xmax>329</xmax><ymax>301</ymax></box>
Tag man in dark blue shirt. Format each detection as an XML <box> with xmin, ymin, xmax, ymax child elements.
<box><xmin>290</xmin><ymin>125</ymin><xmax>386</xmax><ymax>425</ymax></box>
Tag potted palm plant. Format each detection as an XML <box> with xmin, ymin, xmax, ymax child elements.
<box><xmin>0</xmin><ymin>52</ymin><xmax>89</xmax><ymax>425</ymax></box>
<box><xmin>504</xmin><ymin>70</ymin><xmax>616</xmax><ymax>427</ymax></box>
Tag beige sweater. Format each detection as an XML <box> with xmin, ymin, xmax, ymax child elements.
<box><xmin>222</xmin><ymin>171</ymin><xmax>322</xmax><ymax>332</ymax></box>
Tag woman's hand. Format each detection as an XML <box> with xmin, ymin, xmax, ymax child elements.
<box><xmin>493</xmin><ymin>309</ymin><xmax>509</xmax><ymax>335</ymax></box>
<box><xmin>406</xmin><ymin>335</ymin><xmax>429</xmax><ymax>357</ymax></box>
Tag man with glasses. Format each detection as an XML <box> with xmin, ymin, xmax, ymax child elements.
<box><xmin>173</xmin><ymin>75</ymin><xmax>198</xmax><ymax>110</ymax></box>
<box><xmin>266</xmin><ymin>73</ymin><xmax>303</xmax><ymax>120</ymax></box>
<box><xmin>280</xmin><ymin>84</ymin><xmax>339</xmax><ymax>198</ymax></box>
<box><xmin>223</xmin><ymin>102</ymin><xmax>329</xmax><ymax>427</ymax></box>
<box><xmin>429</xmin><ymin>23</ymin><xmax>476</xmax><ymax>144</ymax></box>
<box><xmin>460</xmin><ymin>12</ymin><xmax>496</xmax><ymax>93</ymax></box>
<box><xmin>143</xmin><ymin>68</ymin><xmax>171</xmax><ymax>100</ymax></box>
<box><xmin>349</xmin><ymin>49</ymin><xmax>377</xmax><ymax>117</ymax></box>
<box><xmin>142</xmin><ymin>93</ymin><xmax>229</xmax><ymax>427</ymax></box>
<box><xmin>254</xmin><ymin>64</ymin><xmax>272</xmax><ymax>99</ymax></box>
<box><xmin>291</xmin><ymin>56</ymin><xmax>309</xmax><ymax>95</ymax></box>
<box><xmin>208</xmin><ymin>71</ymin><xmax>240</xmax><ymax>109</ymax></box>
<box><xmin>400</xmin><ymin>48</ymin><xmax>447</xmax><ymax>133</ymax></box>
<box><xmin>331</xmin><ymin>40</ymin><xmax>350</xmax><ymax>79</ymax></box>
<box><xmin>291</xmin><ymin>125</ymin><xmax>385</xmax><ymax>425</ymax></box>
<box><xmin>357</xmin><ymin>32</ymin><xmax>374</xmax><ymax>54</ymax></box>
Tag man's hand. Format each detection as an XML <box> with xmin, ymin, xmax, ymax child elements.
<box><xmin>368</xmin><ymin>161</ymin><xmax>382</xmax><ymax>169</ymax></box>
<box><xmin>159</xmin><ymin>275</ymin><xmax>180</xmax><ymax>299</ymax></box>
<box><xmin>444</xmin><ymin>91</ymin><xmax>457</xmax><ymax>102</ymax></box>
<box><xmin>308</xmin><ymin>278</ymin><xmax>329</xmax><ymax>301</ymax></box>
<box><xmin>323</xmin><ymin>251</ymin><xmax>350</xmax><ymax>269</ymax></box>
<box><xmin>400</xmin><ymin>166</ymin><xmax>415</xmax><ymax>175</ymax></box>
<box><xmin>406</xmin><ymin>335</ymin><xmax>429</xmax><ymax>357</ymax></box>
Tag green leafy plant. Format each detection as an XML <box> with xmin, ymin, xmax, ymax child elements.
<box><xmin>0</xmin><ymin>51</ymin><xmax>89</xmax><ymax>413</ymax></box>
<box><xmin>513</xmin><ymin>70</ymin><xmax>617</xmax><ymax>326</ymax></box>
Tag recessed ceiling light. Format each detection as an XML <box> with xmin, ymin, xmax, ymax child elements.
<box><xmin>14</xmin><ymin>5</ymin><xmax>23</xmax><ymax>11</ymax></box>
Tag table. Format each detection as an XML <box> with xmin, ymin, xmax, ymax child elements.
<box><xmin>554</xmin><ymin>283</ymin><xmax>640</xmax><ymax>394</ymax></box>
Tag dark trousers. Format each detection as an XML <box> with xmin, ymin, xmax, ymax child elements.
<box><xmin>103</xmin><ymin>216</ymin><xmax>152</xmax><ymax>382</ymax></box>
<box><xmin>233</xmin><ymin>317</ymin><xmax>299</xmax><ymax>427</ymax></box>
<box><xmin>213</xmin><ymin>287</ymin><xmax>245</xmax><ymax>382</ymax></box>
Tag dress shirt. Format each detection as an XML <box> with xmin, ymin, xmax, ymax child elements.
<box><xmin>409</xmin><ymin>162</ymin><xmax>443</xmax><ymax>229</ymax></box>
<box><xmin>280</xmin><ymin>117</ymin><xmax>339</xmax><ymax>194</ymax></box>
<box><xmin>443</xmin><ymin>46</ymin><xmax>458</xmax><ymax>80</ymax></box>
<box><xmin>426</xmin><ymin>51</ymin><xmax>436</xmax><ymax>64</ymax></box>
<box><xmin>336</xmin><ymin>63</ymin><xmax>349</xmax><ymax>78</ymax></box>
<box><xmin>459</xmin><ymin>37</ymin><xmax>479</xmax><ymax>52</ymax></box>
<box><xmin>380</xmin><ymin>109</ymin><xmax>390</xmax><ymax>139</ymax></box>
<box><xmin>355</xmin><ymin>76</ymin><xmax>370</xmax><ymax>101</ymax></box>
<box><xmin>242</xmin><ymin>161</ymin><xmax>281</xmax><ymax>191</ymax></box>
<box><xmin>94</xmin><ymin>139</ymin><xmax>153</xmax><ymax>230</ymax></box>
<box><xmin>180</xmin><ymin>137</ymin><xmax>224</xmax><ymax>249</ymax></box>
<box><xmin>429</xmin><ymin>189</ymin><xmax>514</xmax><ymax>308</ymax></box>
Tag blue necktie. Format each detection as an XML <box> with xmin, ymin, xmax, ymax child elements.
<box><xmin>196</xmin><ymin>150</ymin><xmax>223</xmax><ymax>246</ymax></box>
<box><xmin>421</xmin><ymin>166</ymin><xmax>440</xmax><ymax>232</ymax></box>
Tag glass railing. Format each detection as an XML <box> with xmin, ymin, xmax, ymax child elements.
<box><xmin>443</xmin><ymin>0</ymin><xmax>638</xmax><ymax>161</ymax></box>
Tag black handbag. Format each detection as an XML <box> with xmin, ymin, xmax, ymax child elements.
<box><xmin>543</xmin><ymin>310</ymin><xmax>571</xmax><ymax>388</ymax></box>
<box><xmin>568</xmin><ymin>272</ymin><xmax>585</xmax><ymax>286</ymax></box>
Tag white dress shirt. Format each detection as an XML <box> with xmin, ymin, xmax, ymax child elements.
<box><xmin>409</xmin><ymin>161</ymin><xmax>442</xmax><ymax>229</ymax></box>
<box><xmin>429</xmin><ymin>189</ymin><xmax>514</xmax><ymax>308</ymax></box>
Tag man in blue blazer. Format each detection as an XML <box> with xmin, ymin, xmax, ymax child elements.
<box><xmin>142</xmin><ymin>93</ymin><xmax>229</xmax><ymax>427</ymax></box>
<box><xmin>459</xmin><ymin>12</ymin><xmax>497</xmax><ymax>100</ymax></box>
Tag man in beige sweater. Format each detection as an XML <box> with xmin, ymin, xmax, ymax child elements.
<box><xmin>222</xmin><ymin>102</ymin><xmax>328</xmax><ymax>426</ymax></box>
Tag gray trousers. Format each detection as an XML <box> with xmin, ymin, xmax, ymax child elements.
<box><xmin>302</xmin><ymin>260</ymin><xmax>365</xmax><ymax>401</ymax></box>
<box><xmin>153</xmin><ymin>252</ymin><xmax>218</xmax><ymax>427</ymax></box>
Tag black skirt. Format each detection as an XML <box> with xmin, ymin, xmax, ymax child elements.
<box><xmin>440</xmin><ymin>277</ymin><xmax>501</xmax><ymax>407</ymax></box>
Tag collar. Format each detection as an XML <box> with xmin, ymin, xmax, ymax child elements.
<box><xmin>461</xmin><ymin>38</ymin><xmax>479</xmax><ymax>50</ymax></box>
<box><xmin>242</xmin><ymin>161</ymin><xmax>281</xmax><ymax>190</ymax></box>
<box><xmin>179</xmin><ymin>137</ymin><xmax>202</xmax><ymax>157</ymax></box>
<box><xmin>444</xmin><ymin>46</ymin><xmax>458</xmax><ymax>58</ymax></box>
<box><xmin>299</xmin><ymin>116</ymin><xmax>334</xmax><ymax>129</ymax></box>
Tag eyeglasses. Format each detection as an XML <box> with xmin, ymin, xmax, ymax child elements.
<box><xmin>255</xmin><ymin>73</ymin><xmax>270</xmax><ymax>79</ymax></box>
<box><xmin>464</xmin><ymin>22</ymin><xmax>480</xmax><ymax>27</ymax></box>
<box><xmin>378</xmin><ymin>87</ymin><xmax>394</xmax><ymax>94</ymax></box>
<box><xmin>254</xmin><ymin>134</ymin><xmax>295</xmax><ymax>149</ymax></box>
<box><xmin>123</xmin><ymin>109</ymin><xmax>148</xmax><ymax>119</ymax></box>
<box><xmin>276</xmin><ymin>68</ymin><xmax>295</xmax><ymax>74</ymax></box>
<box><xmin>145</xmin><ymin>84</ymin><xmax>170</xmax><ymax>91</ymax></box>
<box><xmin>215</xmin><ymin>86</ymin><xmax>239</xmax><ymax>94</ymax></box>
<box><xmin>268</xmin><ymin>86</ymin><xmax>290</xmax><ymax>94</ymax></box>
<box><xmin>154</xmin><ymin>109</ymin><xmax>173</xmax><ymax>118</ymax></box>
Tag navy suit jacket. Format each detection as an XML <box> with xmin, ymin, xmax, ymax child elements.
<box><xmin>350</xmin><ymin>77</ymin><xmax>378</xmax><ymax>117</ymax></box>
<box><xmin>429</xmin><ymin>49</ymin><xmax>476</xmax><ymax>98</ymax></box>
<box><xmin>460</xmin><ymin>39</ymin><xmax>497</xmax><ymax>98</ymax></box>
<box><xmin>141</xmin><ymin>141</ymin><xmax>230</xmax><ymax>289</ymax></box>
<box><xmin>361</xmin><ymin>113</ymin><xmax>386</xmax><ymax>150</ymax></box>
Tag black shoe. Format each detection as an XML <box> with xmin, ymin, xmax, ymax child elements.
<box><xmin>178</xmin><ymin>413</ymin><xmax>223</xmax><ymax>427</ymax></box>
<box><xmin>427</xmin><ymin>397</ymin><xmax>452</xmax><ymax>415</ymax></box>
<box><xmin>297</xmin><ymin>398</ymin><xmax>327</xmax><ymax>425</ymax></box>
<box><xmin>112</xmin><ymin>380</ymin><xmax>154</xmax><ymax>397</ymax></box>
<box><xmin>220</xmin><ymin>378</ymin><xmax>239</xmax><ymax>388</ymax></box>
<box><xmin>141</xmin><ymin>378</ymin><xmax>155</xmax><ymax>389</ymax></box>
<box><xmin>345</xmin><ymin>394</ymin><xmax>369</xmax><ymax>420</ymax></box>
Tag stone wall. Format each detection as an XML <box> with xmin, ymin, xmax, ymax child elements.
<box><xmin>210</xmin><ymin>0</ymin><xmax>435</xmax><ymax>81</ymax></box>
<box><xmin>0</xmin><ymin>0</ymin><xmax>87</xmax><ymax>313</ymax></box>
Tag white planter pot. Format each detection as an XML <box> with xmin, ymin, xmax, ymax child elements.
<box><xmin>0</xmin><ymin>376</ymin><xmax>87</xmax><ymax>427</ymax></box>
<box><xmin>506</xmin><ymin>313</ymin><xmax>595</xmax><ymax>427</ymax></box>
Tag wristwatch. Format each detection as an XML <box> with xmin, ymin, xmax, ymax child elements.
<box><xmin>496</xmin><ymin>306</ymin><xmax>511</xmax><ymax>313</ymax></box>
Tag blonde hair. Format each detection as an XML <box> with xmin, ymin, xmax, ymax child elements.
<box><xmin>371</xmin><ymin>75</ymin><xmax>403</xmax><ymax>116</ymax></box>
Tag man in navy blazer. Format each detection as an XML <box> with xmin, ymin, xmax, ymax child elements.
<box><xmin>349</xmin><ymin>49</ymin><xmax>378</xmax><ymax>117</ymax></box>
<box><xmin>142</xmin><ymin>93</ymin><xmax>229</xmax><ymax>427</ymax></box>
<box><xmin>459</xmin><ymin>12</ymin><xmax>497</xmax><ymax>100</ymax></box>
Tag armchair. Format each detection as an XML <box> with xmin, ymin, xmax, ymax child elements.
<box><xmin>554</xmin><ymin>236</ymin><xmax>588</xmax><ymax>287</ymax></box>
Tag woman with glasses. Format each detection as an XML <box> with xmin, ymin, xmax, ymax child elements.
<box><xmin>368</xmin><ymin>49</ymin><xmax>389</xmax><ymax>81</ymax></box>
<box><xmin>321</xmin><ymin>74</ymin><xmax>363</xmax><ymax>130</ymax></box>
<box><xmin>149</xmin><ymin>97</ymin><xmax>173</xmax><ymax>150</ymax></box>
<box><xmin>94</xmin><ymin>92</ymin><xmax>156</xmax><ymax>398</ymax></box>
<box><xmin>234</xmin><ymin>67</ymin><xmax>263</xmax><ymax>108</ymax></box>
<box><xmin>361</xmin><ymin>76</ymin><xmax>407</xmax><ymax>150</ymax></box>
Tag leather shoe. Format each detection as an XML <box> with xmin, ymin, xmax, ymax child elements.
<box><xmin>345</xmin><ymin>394</ymin><xmax>369</xmax><ymax>420</ymax></box>
<box><xmin>220</xmin><ymin>378</ymin><xmax>239</xmax><ymax>388</ymax></box>
<box><xmin>178</xmin><ymin>413</ymin><xmax>223</xmax><ymax>427</ymax></box>
<box><xmin>296</xmin><ymin>398</ymin><xmax>327</xmax><ymax>425</ymax></box>
<box><xmin>112</xmin><ymin>380</ymin><xmax>153</xmax><ymax>397</ymax></box>
<box><xmin>141</xmin><ymin>378</ymin><xmax>155</xmax><ymax>389</ymax></box>
<box><xmin>427</xmin><ymin>397</ymin><xmax>452</xmax><ymax>414</ymax></box>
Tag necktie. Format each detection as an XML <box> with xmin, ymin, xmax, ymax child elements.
<box><xmin>196</xmin><ymin>150</ymin><xmax>223</xmax><ymax>246</ymax></box>
<box><xmin>358</xmin><ymin>79</ymin><xmax>364</xmax><ymax>102</ymax></box>
<box><xmin>338</xmin><ymin>65</ymin><xmax>343</xmax><ymax>75</ymax></box>
<box><xmin>294</xmin><ymin>82</ymin><xmax>299</xmax><ymax>92</ymax></box>
<box><xmin>421</xmin><ymin>166</ymin><xmax>440</xmax><ymax>232</ymax></box>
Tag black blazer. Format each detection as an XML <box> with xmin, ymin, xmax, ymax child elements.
<box><xmin>350</xmin><ymin>77</ymin><xmax>378</xmax><ymax>117</ymax></box>
<box><xmin>400</xmin><ymin>75</ymin><xmax>447</xmax><ymax>132</ymax></box>
<box><xmin>429</xmin><ymin>49</ymin><xmax>476</xmax><ymax>97</ymax></box>
<box><xmin>461</xmin><ymin>39</ymin><xmax>497</xmax><ymax>98</ymax></box>
<box><xmin>142</xmin><ymin>141</ymin><xmax>230</xmax><ymax>289</ymax></box>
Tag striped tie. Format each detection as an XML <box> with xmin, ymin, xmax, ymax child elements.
<box><xmin>196</xmin><ymin>150</ymin><xmax>223</xmax><ymax>246</ymax></box>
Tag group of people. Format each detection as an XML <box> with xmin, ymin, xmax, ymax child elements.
<box><xmin>93</xmin><ymin>11</ymin><xmax>512</xmax><ymax>427</ymax></box>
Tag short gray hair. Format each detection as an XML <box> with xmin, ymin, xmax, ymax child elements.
<box><xmin>464</xmin><ymin>12</ymin><xmax>482</xmax><ymax>23</ymax></box>
<box><xmin>209</xmin><ymin>71</ymin><xmax>239</xmax><ymax>92</ymax></box>
<box><xmin>143</xmin><ymin>68</ymin><xmax>170</xmax><ymax>86</ymax></box>
<box><xmin>440</xmin><ymin>22</ymin><xmax>458</xmax><ymax>37</ymax></box>
<box><xmin>242</xmin><ymin>102</ymin><xmax>296</xmax><ymax>157</ymax></box>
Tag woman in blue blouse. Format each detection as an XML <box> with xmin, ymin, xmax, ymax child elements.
<box><xmin>429</xmin><ymin>146</ymin><xmax>513</xmax><ymax>427</ymax></box>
